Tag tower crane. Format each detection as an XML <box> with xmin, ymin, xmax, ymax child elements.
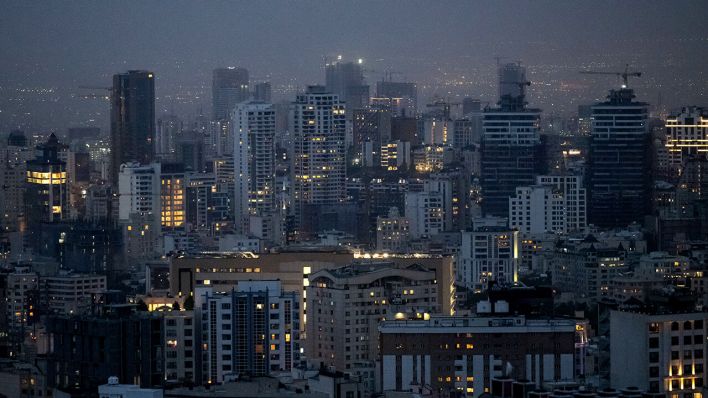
<box><xmin>426</xmin><ymin>97</ymin><xmax>461</xmax><ymax>120</ymax></box>
<box><xmin>579</xmin><ymin>64</ymin><xmax>642</xmax><ymax>88</ymax></box>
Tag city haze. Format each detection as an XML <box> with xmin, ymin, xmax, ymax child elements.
<box><xmin>1</xmin><ymin>0</ymin><xmax>707</xmax><ymax>132</ymax></box>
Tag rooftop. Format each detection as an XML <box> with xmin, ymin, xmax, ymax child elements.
<box><xmin>379</xmin><ymin>314</ymin><xmax>575</xmax><ymax>333</ymax></box>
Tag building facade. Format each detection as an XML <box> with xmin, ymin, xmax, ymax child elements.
<box><xmin>291</xmin><ymin>86</ymin><xmax>347</xmax><ymax>236</ymax></box>
<box><xmin>25</xmin><ymin>134</ymin><xmax>69</xmax><ymax>248</ymax></box>
<box><xmin>198</xmin><ymin>281</ymin><xmax>299</xmax><ymax>384</ymax></box>
<box><xmin>379</xmin><ymin>314</ymin><xmax>576</xmax><ymax>397</ymax></box>
<box><xmin>509</xmin><ymin>185</ymin><xmax>566</xmax><ymax>234</ymax></box>
<box><xmin>481</xmin><ymin>104</ymin><xmax>543</xmax><ymax>218</ymax></box>
<box><xmin>588</xmin><ymin>88</ymin><xmax>650</xmax><ymax>228</ymax></box>
<box><xmin>212</xmin><ymin>67</ymin><xmax>249</xmax><ymax>121</ymax></box>
<box><xmin>459</xmin><ymin>226</ymin><xmax>520</xmax><ymax>291</ymax></box>
<box><xmin>665</xmin><ymin>106</ymin><xmax>708</xmax><ymax>179</ymax></box>
<box><xmin>610</xmin><ymin>310</ymin><xmax>707</xmax><ymax>396</ymax></box>
<box><xmin>110</xmin><ymin>70</ymin><xmax>155</xmax><ymax>186</ymax></box>
<box><xmin>231</xmin><ymin>101</ymin><xmax>276</xmax><ymax>238</ymax></box>
<box><xmin>306</xmin><ymin>263</ymin><xmax>452</xmax><ymax>393</ymax></box>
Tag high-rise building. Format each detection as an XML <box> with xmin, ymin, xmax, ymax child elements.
<box><xmin>291</xmin><ymin>86</ymin><xmax>347</xmax><ymax>235</ymax></box>
<box><xmin>610</xmin><ymin>309</ymin><xmax>707</xmax><ymax>395</ymax></box>
<box><xmin>253</xmin><ymin>82</ymin><xmax>272</xmax><ymax>102</ymax></box>
<box><xmin>118</xmin><ymin>162</ymin><xmax>161</xmax><ymax>224</ymax></box>
<box><xmin>352</xmin><ymin>107</ymin><xmax>391</xmax><ymax>167</ymax></box>
<box><xmin>6</xmin><ymin>267</ymin><xmax>39</xmax><ymax>334</ymax></box>
<box><xmin>160</xmin><ymin>163</ymin><xmax>185</xmax><ymax>230</ymax></box>
<box><xmin>325</xmin><ymin>60</ymin><xmax>369</xmax><ymax>111</ymax></box>
<box><xmin>379</xmin><ymin>312</ymin><xmax>576</xmax><ymax>397</ymax></box>
<box><xmin>509</xmin><ymin>175</ymin><xmax>587</xmax><ymax>235</ymax></box>
<box><xmin>162</xmin><ymin>311</ymin><xmax>196</xmax><ymax>384</ymax></box>
<box><xmin>25</xmin><ymin>134</ymin><xmax>69</xmax><ymax>245</ymax></box>
<box><xmin>374</xmin><ymin>81</ymin><xmax>417</xmax><ymax>116</ymax></box>
<box><xmin>459</xmin><ymin>223</ymin><xmax>520</xmax><ymax>291</ymax></box>
<box><xmin>404</xmin><ymin>190</ymin><xmax>444</xmax><ymax>239</ymax></box>
<box><xmin>47</xmin><ymin>311</ymin><xmax>165</xmax><ymax>393</ymax></box>
<box><xmin>118</xmin><ymin>162</ymin><xmax>162</xmax><ymax>260</ymax></box>
<box><xmin>376</xmin><ymin>207</ymin><xmax>410</xmax><ymax>252</ymax></box>
<box><xmin>156</xmin><ymin>114</ymin><xmax>183</xmax><ymax>161</ymax></box>
<box><xmin>212</xmin><ymin>67</ymin><xmax>249</xmax><ymax>121</ymax></box>
<box><xmin>110</xmin><ymin>70</ymin><xmax>156</xmax><ymax>186</ymax></box>
<box><xmin>405</xmin><ymin>178</ymin><xmax>453</xmax><ymax>238</ymax></box>
<box><xmin>578</xmin><ymin>104</ymin><xmax>593</xmax><ymax>136</ymax></box>
<box><xmin>179</xmin><ymin>136</ymin><xmax>205</xmax><ymax>172</ymax></box>
<box><xmin>306</xmin><ymin>262</ymin><xmax>451</xmax><ymax>393</ymax></box>
<box><xmin>588</xmin><ymin>88</ymin><xmax>651</xmax><ymax>228</ymax></box>
<box><xmin>231</xmin><ymin>101</ymin><xmax>276</xmax><ymax>237</ymax></box>
<box><xmin>480</xmin><ymin>92</ymin><xmax>543</xmax><ymax>218</ymax></box>
<box><xmin>1</xmin><ymin>130</ymin><xmax>32</xmax><ymax>232</ymax></box>
<box><xmin>462</xmin><ymin>97</ymin><xmax>482</xmax><ymax>116</ymax></box>
<box><xmin>498</xmin><ymin>62</ymin><xmax>526</xmax><ymax>99</ymax></box>
<box><xmin>43</xmin><ymin>273</ymin><xmax>107</xmax><ymax>315</ymax></box>
<box><xmin>509</xmin><ymin>185</ymin><xmax>566</xmax><ymax>234</ymax></box>
<box><xmin>536</xmin><ymin>175</ymin><xmax>587</xmax><ymax>231</ymax></box>
<box><xmin>379</xmin><ymin>140</ymin><xmax>411</xmax><ymax>171</ymax></box>
<box><xmin>198</xmin><ymin>281</ymin><xmax>299</xmax><ymax>384</ymax></box>
<box><xmin>665</xmin><ymin>106</ymin><xmax>708</xmax><ymax>179</ymax></box>
<box><xmin>379</xmin><ymin>314</ymin><xmax>577</xmax><ymax>397</ymax></box>
<box><xmin>184</xmin><ymin>172</ymin><xmax>217</xmax><ymax>231</ymax></box>
<box><xmin>549</xmin><ymin>241</ymin><xmax>628</xmax><ymax>304</ymax></box>
<box><xmin>452</xmin><ymin>114</ymin><xmax>483</xmax><ymax>148</ymax></box>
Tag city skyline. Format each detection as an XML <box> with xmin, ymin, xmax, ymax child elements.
<box><xmin>0</xmin><ymin>3</ymin><xmax>707</xmax><ymax>398</ymax></box>
<box><xmin>0</xmin><ymin>1</ymin><xmax>707</xmax><ymax>132</ymax></box>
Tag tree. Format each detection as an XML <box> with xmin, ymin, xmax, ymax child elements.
<box><xmin>183</xmin><ymin>295</ymin><xmax>195</xmax><ymax>311</ymax></box>
<box><xmin>136</xmin><ymin>299</ymin><xmax>148</xmax><ymax>311</ymax></box>
<box><xmin>172</xmin><ymin>301</ymin><xmax>181</xmax><ymax>311</ymax></box>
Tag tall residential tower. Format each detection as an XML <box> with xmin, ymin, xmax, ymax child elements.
<box><xmin>231</xmin><ymin>101</ymin><xmax>277</xmax><ymax>240</ymax></box>
<box><xmin>291</xmin><ymin>86</ymin><xmax>347</xmax><ymax>236</ymax></box>
<box><xmin>212</xmin><ymin>67</ymin><xmax>250</xmax><ymax>121</ymax></box>
<box><xmin>481</xmin><ymin>71</ymin><xmax>544</xmax><ymax>218</ymax></box>
<box><xmin>588</xmin><ymin>88</ymin><xmax>651</xmax><ymax>228</ymax></box>
<box><xmin>110</xmin><ymin>70</ymin><xmax>156</xmax><ymax>186</ymax></box>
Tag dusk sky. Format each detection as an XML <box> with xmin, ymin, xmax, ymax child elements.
<box><xmin>1</xmin><ymin>1</ymin><xmax>707</xmax><ymax>131</ymax></box>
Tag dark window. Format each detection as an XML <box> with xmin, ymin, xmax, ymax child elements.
<box><xmin>649</xmin><ymin>381</ymin><xmax>660</xmax><ymax>392</ymax></box>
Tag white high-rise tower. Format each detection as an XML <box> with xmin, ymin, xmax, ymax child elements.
<box><xmin>291</xmin><ymin>86</ymin><xmax>347</xmax><ymax>234</ymax></box>
<box><xmin>231</xmin><ymin>101</ymin><xmax>276</xmax><ymax>238</ymax></box>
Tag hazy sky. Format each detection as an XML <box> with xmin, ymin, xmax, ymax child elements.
<box><xmin>1</xmin><ymin>1</ymin><xmax>707</xmax><ymax>132</ymax></box>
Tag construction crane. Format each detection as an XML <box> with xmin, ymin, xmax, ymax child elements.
<box><xmin>426</xmin><ymin>97</ymin><xmax>461</xmax><ymax>120</ymax></box>
<box><xmin>579</xmin><ymin>64</ymin><xmax>641</xmax><ymax>88</ymax></box>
